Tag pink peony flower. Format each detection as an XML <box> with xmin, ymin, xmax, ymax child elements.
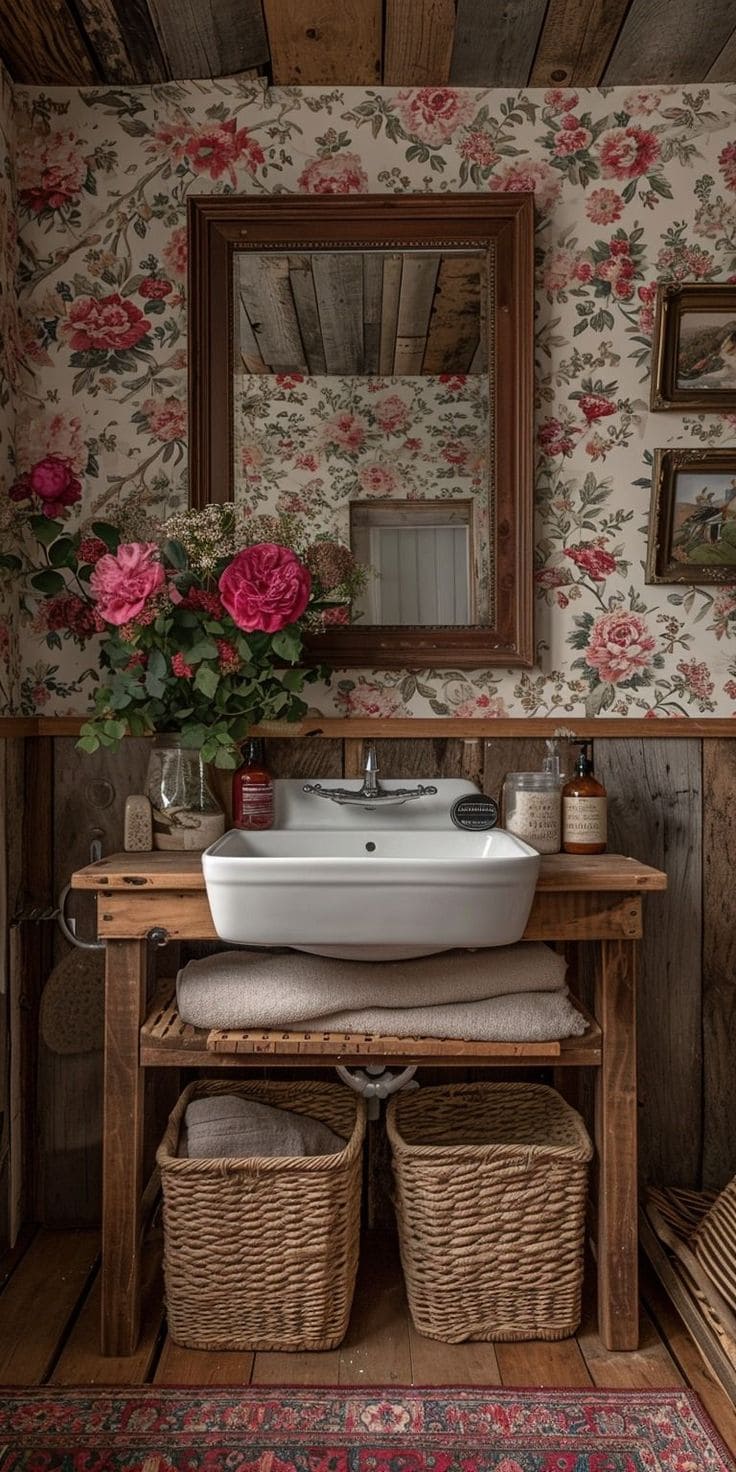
<box><xmin>374</xmin><ymin>394</ymin><xmax>410</xmax><ymax>433</ymax></box>
<box><xmin>218</xmin><ymin>543</ymin><xmax>311</xmax><ymax>634</ymax></box>
<box><xmin>564</xmin><ymin>544</ymin><xmax>617</xmax><ymax>580</ymax></box>
<box><xmin>537</xmin><ymin>418</ymin><xmax>576</xmax><ymax>458</ymax></box>
<box><xmin>624</xmin><ymin>89</ymin><xmax>664</xmax><ymax>116</ymax></box>
<box><xmin>9</xmin><ymin>454</ymin><xmax>82</xmax><ymax>517</ymax></box>
<box><xmin>297</xmin><ymin>152</ymin><xmax>369</xmax><ymax>195</ymax></box>
<box><xmin>677</xmin><ymin>659</ymin><xmax>714</xmax><ymax>700</ymax></box>
<box><xmin>139</xmin><ymin>276</ymin><xmax>172</xmax><ymax>300</ymax></box>
<box><xmin>358</xmin><ymin>462</ymin><xmax>398</xmax><ymax>495</ymax></box>
<box><xmin>492</xmin><ymin>159</ymin><xmax>561</xmax><ymax>215</ymax></box>
<box><xmin>586</xmin><ymin>187</ymin><xmax>624</xmax><ymax>224</ymax></box>
<box><xmin>141</xmin><ymin>396</ymin><xmax>186</xmax><ymax>442</ymax></box>
<box><xmin>395</xmin><ymin>88</ymin><xmax>475</xmax><ymax>146</ymax></box>
<box><xmin>163</xmin><ymin>225</ymin><xmax>188</xmax><ymax>278</ymax></box>
<box><xmin>90</xmin><ymin>542</ymin><xmax>165</xmax><ymax>626</ymax></box>
<box><xmin>599</xmin><ymin>126</ymin><xmax>660</xmax><ymax>180</ymax></box>
<box><xmin>544</xmin><ymin>89</ymin><xmax>579</xmax><ymax>112</ymax></box>
<box><xmin>17</xmin><ymin>131</ymin><xmax>85</xmax><ymax>213</ymax></box>
<box><xmin>186</xmin><ymin>119</ymin><xmax>264</xmax><ymax>183</ymax></box>
<box><xmin>578</xmin><ymin>393</ymin><xmax>616</xmax><ymax>422</ymax></box>
<box><xmin>584</xmin><ymin>610</ymin><xmax>656</xmax><ymax>684</ymax></box>
<box><xmin>63</xmin><ymin>293</ymin><xmax>151</xmax><ymax>353</ymax></box>
<box><xmin>322</xmin><ymin>411</ymin><xmax>368</xmax><ymax>451</ymax></box>
<box><xmin>459</xmin><ymin>131</ymin><xmax>499</xmax><ymax>167</ymax></box>
<box><xmin>275</xmin><ymin>373</ymin><xmax>304</xmax><ymax>389</ymax></box>
<box><xmin>553</xmin><ymin>118</ymin><xmax>592</xmax><ymax>156</ymax></box>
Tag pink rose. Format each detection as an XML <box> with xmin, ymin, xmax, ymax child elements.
<box><xmin>599</xmin><ymin>126</ymin><xmax>660</xmax><ymax>180</ymax></box>
<box><xmin>63</xmin><ymin>293</ymin><xmax>151</xmax><ymax>353</ymax></box>
<box><xmin>17</xmin><ymin>131</ymin><xmax>85</xmax><ymax>213</ymax></box>
<box><xmin>395</xmin><ymin>88</ymin><xmax>475</xmax><ymax>146</ymax></box>
<box><xmin>90</xmin><ymin>542</ymin><xmax>165</xmax><ymax>626</ymax></box>
<box><xmin>553</xmin><ymin>119</ymin><xmax>592</xmax><ymax>156</ymax></box>
<box><xmin>564</xmin><ymin>545</ymin><xmax>617</xmax><ymax>580</ymax></box>
<box><xmin>492</xmin><ymin>159</ymin><xmax>561</xmax><ymax>215</ymax></box>
<box><xmin>297</xmin><ymin>153</ymin><xmax>369</xmax><ymax>195</ymax></box>
<box><xmin>584</xmin><ymin>610</ymin><xmax>656</xmax><ymax>684</ymax></box>
<box><xmin>218</xmin><ymin>543</ymin><xmax>311</xmax><ymax>634</ymax></box>
<box><xmin>9</xmin><ymin>454</ymin><xmax>82</xmax><ymax>517</ymax></box>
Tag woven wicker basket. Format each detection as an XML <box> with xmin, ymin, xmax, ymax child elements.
<box><xmin>387</xmin><ymin>1081</ymin><xmax>592</xmax><ymax>1343</ymax></box>
<box><xmin>157</xmin><ymin>1078</ymin><xmax>366</xmax><ymax>1352</ymax></box>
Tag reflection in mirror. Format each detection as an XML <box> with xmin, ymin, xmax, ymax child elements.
<box><xmin>232</xmin><ymin>249</ymin><xmax>490</xmax><ymax>628</ymax></box>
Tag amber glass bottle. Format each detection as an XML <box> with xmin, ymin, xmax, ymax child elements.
<box><xmin>562</xmin><ymin>741</ymin><xmax>607</xmax><ymax>854</ymax></box>
<box><xmin>232</xmin><ymin>738</ymin><xmax>274</xmax><ymax>830</ymax></box>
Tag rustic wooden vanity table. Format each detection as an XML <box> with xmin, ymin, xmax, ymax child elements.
<box><xmin>71</xmin><ymin>849</ymin><xmax>666</xmax><ymax>1359</ymax></box>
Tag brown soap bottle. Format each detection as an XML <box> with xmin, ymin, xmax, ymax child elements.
<box><xmin>562</xmin><ymin>741</ymin><xmax>607</xmax><ymax>854</ymax></box>
<box><xmin>232</xmin><ymin>738</ymin><xmax>274</xmax><ymax>830</ymax></box>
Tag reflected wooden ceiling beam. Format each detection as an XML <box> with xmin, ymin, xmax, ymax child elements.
<box><xmin>145</xmin><ymin>0</ymin><xmax>268</xmax><ymax>78</ymax></box>
<box><xmin>289</xmin><ymin>257</ymin><xmax>328</xmax><ymax>376</ymax></box>
<box><xmin>384</xmin><ymin>0</ymin><xmax>454</xmax><ymax>85</ymax></box>
<box><xmin>312</xmin><ymin>254</ymin><xmax>364</xmax><ymax>374</ymax></box>
<box><xmin>263</xmin><ymin>0</ymin><xmax>381</xmax><ymax>84</ymax></box>
<box><xmin>529</xmin><ymin>0</ymin><xmax>632</xmax><ymax>87</ymax></box>
<box><xmin>379</xmin><ymin>256</ymin><xmax>402</xmax><ymax>377</ymax></box>
<box><xmin>423</xmin><ymin>258</ymin><xmax>481</xmax><ymax>375</ymax></box>
<box><xmin>236</xmin><ymin>257</ymin><xmax>307</xmax><ymax>374</ymax></box>
<box><xmin>450</xmin><ymin>0</ymin><xmax>547</xmax><ymax>85</ymax></box>
<box><xmin>706</xmin><ymin>23</ymin><xmax>736</xmax><ymax>79</ymax></box>
<box><xmin>363</xmin><ymin>255</ymin><xmax>382</xmax><ymax>375</ymax></box>
<box><xmin>0</xmin><ymin>0</ymin><xmax>97</xmax><ymax>83</ymax></box>
<box><xmin>604</xmin><ymin>0</ymin><xmax>736</xmax><ymax>82</ymax></box>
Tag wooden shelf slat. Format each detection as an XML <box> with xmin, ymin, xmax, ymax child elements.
<box><xmin>140</xmin><ymin>991</ymin><xmax>601</xmax><ymax>1069</ymax></box>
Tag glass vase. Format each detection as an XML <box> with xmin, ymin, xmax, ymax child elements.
<box><xmin>145</xmin><ymin>736</ymin><xmax>225</xmax><ymax>852</ymax></box>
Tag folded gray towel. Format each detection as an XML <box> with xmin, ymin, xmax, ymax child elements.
<box><xmin>180</xmin><ymin>1095</ymin><xmax>346</xmax><ymax>1159</ymax></box>
<box><xmin>177</xmin><ymin>943</ymin><xmax>567</xmax><ymax>1032</ymax></box>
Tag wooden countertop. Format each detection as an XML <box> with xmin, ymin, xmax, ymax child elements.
<box><xmin>71</xmin><ymin>850</ymin><xmax>668</xmax><ymax>892</ymax></box>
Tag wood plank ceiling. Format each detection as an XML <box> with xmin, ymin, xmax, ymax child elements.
<box><xmin>2</xmin><ymin>0</ymin><xmax>736</xmax><ymax>89</ymax></box>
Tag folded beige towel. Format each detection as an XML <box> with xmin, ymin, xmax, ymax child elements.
<box><xmin>286</xmin><ymin>990</ymin><xmax>586</xmax><ymax>1042</ymax></box>
<box><xmin>181</xmin><ymin>1095</ymin><xmax>346</xmax><ymax>1159</ymax></box>
<box><xmin>177</xmin><ymin>943</ymin><xmax>567</xmax><ymax>1032</ymax></box>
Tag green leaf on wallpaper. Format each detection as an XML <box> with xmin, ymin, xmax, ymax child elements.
<box><xmin>31</xmin><ymin>569</ymin><xmax>65</xmax><ymax>594</ymax></box>
<box><xmin>0</xmin><ymin>553</ymin><xmax>22</xmax><ymax>572</ymax></box>
<box><xmin>30</xmin><ymin>515</ymin><xmax>62</xmax><ymax>546</ymax></box>
<box><xmin>91</xmin><ymin>521</ymin><xmax>120</xmax><ymax>552</ymax></box>
<box><xmin>49</xmin><ymin>537</ymin><xmax>76</xmax><ymax>568</ymax></box>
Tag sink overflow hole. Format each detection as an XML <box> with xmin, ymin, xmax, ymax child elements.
<box><xmin>365</xmin><ymin>842</ymin><xmax>376</xmax><ymax>852</ymax></box>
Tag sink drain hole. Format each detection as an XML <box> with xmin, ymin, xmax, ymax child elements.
<box><xmin>365</xmin><ymin>841</ymin><xmax>376</xmax><ymax>852</ymax></box>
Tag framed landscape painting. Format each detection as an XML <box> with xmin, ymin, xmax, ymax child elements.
<box><xmin>647</xmin><ymin>448</ymin><xmax>736</xmax><ymax>583</ymax></box>
<box><xmin>650</xmin><ymin>284</ymin><xmax>736</xmax><ymax>410</ymax></box>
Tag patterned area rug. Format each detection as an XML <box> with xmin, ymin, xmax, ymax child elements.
<box><xmin>0</xmin><ymin>1386</ymin><xmax>733</xmax><ymax>1470</ymax></box>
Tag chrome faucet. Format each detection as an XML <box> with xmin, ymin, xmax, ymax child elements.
<box><xmin>303</xmin><ymin>743</ymin><xmax>437</xmax><ymax>807</ymax></box>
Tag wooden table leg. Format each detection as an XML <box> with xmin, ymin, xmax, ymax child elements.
<box><xmin>101</xmin><ymin>939</ymin><xmax>147</xmax><ymax>1355</ymax></box>
<box><xmin>595</xmin><ymin>937</ymin><xmax>639</xmax><ymax>1351</ymax></box>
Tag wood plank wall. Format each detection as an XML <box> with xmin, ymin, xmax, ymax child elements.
<box><xmin>1</xmin><ymin>731</ymin><xmax>734</xmax><ymax>1227</ymax></box>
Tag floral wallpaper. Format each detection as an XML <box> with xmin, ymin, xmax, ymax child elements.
<box><xmin>233</xmin><ymin>373</ymin><xmax>491</xmax><ymax>620</ymax></box>
<box><xmin>0</xmin><ymin>64</ymin><xmax>19</xmax><ymax>714</ymax></box>
<box><xmin>6</xmin><ymin>79</ymin><xmax>736</xmax><ymax>718</ymax></box>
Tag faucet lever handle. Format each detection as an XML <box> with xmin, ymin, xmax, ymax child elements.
<box><xmin>364</xmin><ymin>742</ymin><xmax>379</xmax><ymax>774</ymax></box>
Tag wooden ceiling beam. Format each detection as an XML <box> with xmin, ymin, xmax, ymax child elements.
<box><xmin>0</xmin><ymin>0</ymin><xmax>97</xmax><ymax>83</ymax></box>
<box><xmin>604</xmin><ymin>0</ymin><xmax>736</xmax><ymax>83</ymax></box>
<box><xmin>705</xmin><ymin>23</ymin><xmax>736</xmax><ymax>80</ymax></box>
<box><xmin>529</xmin><ymin>0</ymin><xmax>632</xmax><ymax>87</ymax></box>
<box><xmin>312</xmin><ymin>253</ymin><xmax>364</xmax><ymax>373</ymax></box>
<box><xmin>73</xmin><ymin>0</ymin><xmax>168</xmax><ymax>82</ymax></box>
<box><xmin>383</xmin><ymin>0</ymin><xmax>454</xmax><ymax>85</ymax></box>
<box><xmin>450</xmin><ymin>0</ymin><xmax>548</xmax><ymax>85</ymax></box>
<box><xmin>263</xmin><ymin>0</ymin><xmax>382</xmax><ymax>84</ymax></box>
<box><xmin>145</xmin><ymin>0</ymin><xmax>269</xmax><ymax>79</ymax></box>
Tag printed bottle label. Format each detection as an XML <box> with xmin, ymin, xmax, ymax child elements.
<box><xmin>563</xmin><ymin>796</ymin><xmax>607</xmax><ymax>846</ymax></box>
<box><xmin>506</xmin><ymin>792</ymin><xmax>561</xmax><ymax>854</ymax></box>
<box><xmin>235</xmin><ymin>781</ymin><xmax>274</xmax><ymax>829</ymax></box>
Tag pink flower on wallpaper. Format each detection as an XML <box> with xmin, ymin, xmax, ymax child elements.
<box><xmin>163</xmin><ymin>226</ymin><xmax>188</xmax><ymax>278</ymax></box>
<box><xmin>544</xmin><ymin>89</ymin><xmax>579</xmax><ymax>112</ymax></box>
<box><xmin>584</xmin><ymin>610</ymin><xmax>656</xmax><ymax>684</ymax></box>
<box><xmin>452</xmin><ymin>693</ymin><xmax>508</xmax><ymax>718</ymax></box>
<box><xmin>63</xmin><ymin>294</ymin><xmax>151</xmax><ymax>353</ymax></box>
<box><xmin>141</xmin><ymin>397</ymin><xmax>186</xmax><ymax>442</ymax></box>
<box><xmin>577</xmin><ymin>393</ymin><xmax>616</xmax><ymax>422</ymax></box>
<box><xmin>139</xmin><ymin>276</ymin><xmax>172</xmax><ymax>300</ymax></box>
<box><xmin>565</xmin><ymin>544</ymin><xmax>617</xmax><ymax>580</ymax></box>
<box><xmin>336</xmin><ymin>682</ymin><xmax>404</xmax><ymax>718</ymax></box>
<box><xmin>9</xmin><ymin>455</ymin><xmax>82</xmax><ymax>517</ymax></box>
<box><xmin>297</xmin><ymin>153</ymin><xmax>369</xmax><ymax>194</ymax></box>
<box><xmin>459</xmin><ymin>131</ymin><xmax>498</xmax><ymax>168</ymax></box>
<box><xmin>585</xmin><ymin>188</ymin><xmax>624</xmax><ymax>224</ymax></box>
<box><xmin>535</xmin><ymin>567</ymin><xmax>572</xmax><ymax>591</ymax></box>
<box><xmin>218</xmin><ymin>544</ymin><xmax>311</xmax><ymax>633</ymax></box>
<box><xmin>374</xmin><ymin>394</ymin><xmax>410</xmax><ymax>433</ymax></box>
<box><xmin>719</xmin><ymin>140</ymin><xmax>736</xmax><ymax>190</ymax></box>
<box><xmin>358</xmin><ymin>462</ymin><xmax>399</xmax><ymax>495</ymax></box>
<box><xmin>637</xmin><ymin>282</ymin><xmax>657</xmax><ymax>334</ymax></box>
<box><xmin>240</xmin><ymin>444</ymin><xmax>265</xmax><ymax>471</ymax></box>
<box><xmin>542</xmin><ymin>247</ymin><xmax>588</xmax><ymax>295</ymax></box>
<box><xmin>553</xmin><ymin>117</ymin><xmax>593</xmax><ymax>157</ymax></box>
<box><xmin>624</xmin><ymin>89</ymin><xmax>664</xmax><ymax>116</ymax></box>
<box><xmin>492</xmin><ymin>159</ymin><xmax>562</xmax><ymax>215</ymax></box>
<box><xmin>395</xmin><ymin>88</ymin><xmax>475</xmax><ymax>146</ymax></box>
<box><xmin>187</xmin><ymin>119</ymin><xmax>264</xmax><ymax>183</ymax></box>
<box><xmin>90</xmin><ymin>542</ymin><xmax>165</xmax><ymax>625</ymax></box>
<box><xmin>275</xmin><ymin>373</ymin><xmax>305</xmax><ymax>389</ymax></box>
<box><xmin>441</xmin><ymin>440</ymin><xmax>469</xmax><ymax>466</ymax></box>
<box><xmin>599</xmin><ymin>126</ymin><xmax>660</xmax><ymax>180</ymax></box>
<box><xmin>677</xmin><ymin>659</ymin><xmax>715</xmax><ymax>700</ymax></box>
<box><xmin>16</xmin><ymin>412</ymin><xmax>85</xmax><ymax>473</ymax></box>
<box><xmin>439</xmin><ymin>374</ymin><xmax>468</xmax><ymax>391</ymax></box>
<box><xmin>537</xmin><ymin>418</ymin><xmax>577</xmax><ymax>458</ymax></box>
<box><xmin>17</xmin><ymin>131</ymin><xmax>85</xmax><ymax>213</ymax></box>
<box><xmin>321</xmin><ymin>411</ymin><xmax>368</xmax><ymax>451</ymax></box>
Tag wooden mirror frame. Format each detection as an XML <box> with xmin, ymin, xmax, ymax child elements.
<box><xmin>188</xmin><ymin>193</ymin><xmax>534</xmax><ymax>669</ymax></box>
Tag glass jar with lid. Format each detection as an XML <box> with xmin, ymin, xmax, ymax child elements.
<box><xmin>503</xmin><ymin>771</ymin><xmax>561</xmax><ymax>855</ymax></box>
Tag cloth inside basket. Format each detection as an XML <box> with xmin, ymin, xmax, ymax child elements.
<box><xmin>179</xmin><ymin>1095</ymin><xmax>347</xmax><ymax>1159</ymax></box>
<box><xmin>176</xmin><ymin>943</ymin><xmax>585</xmax><ymax>1041</ymax></box>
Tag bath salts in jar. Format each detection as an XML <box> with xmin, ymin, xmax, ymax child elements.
<box><xmin>503</xmin><ymin>771</ymin><xmax>561</xmax><ymax>855</ymax></box>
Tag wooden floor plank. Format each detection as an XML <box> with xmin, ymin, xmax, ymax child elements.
<box><xmin>338</xmin><ymin>1233</ymin><xmax>412</xmax><ymax>1385</ymax></box>
<box><xmin>409</xmin><ymin>1323</ymin><xmax>501</xmax><ymax>1385</ymax></box>
<box><xmin>155</xmin><ymin>1338</ymin><xmax>255</xmax><ymax>1386</ymax></box>
<box><xmin>577</xmin><ymin>1298</ymin><xmax>683</xmax><ymax>1389</ymax></box>
<box><xmin>51</xmin><ymin>1240</ymin><xmax>163</xmax><ymax>1386</ymax></box>
<box><xmin>252</xmin><ymin>1348</ymin><xmax>341</xmax><ymax>1385</ymax></box>
<box><xmin>0</xmin><ymin>1230</ymin><xmax>98</xmax><ymax>1385</ymax></box>
<box><xmin>643</xmin><ymin>1263</ymin><xmax>736</xmax><ymax>1459</ymax></box>
<box><xmin>496</xmin><ymin>1337</ymin><xmax>593</xmax><ymax>1388</ymax></box>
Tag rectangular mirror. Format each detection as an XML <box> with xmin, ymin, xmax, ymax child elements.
<box><xmin>189</xmin><ymin>195</ymin><xmax>534</xmax><ymax>668</ymax></box>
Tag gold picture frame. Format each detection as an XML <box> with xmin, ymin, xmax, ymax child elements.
<box><xmin>647</xmin><ymin>447</ymin><xmax>736</xmax><ymax>583</ymax></box>
<box><xmin>651</xmin><ymin>283</ymin><xmax>736</xmax><ymax>411</ymax></box>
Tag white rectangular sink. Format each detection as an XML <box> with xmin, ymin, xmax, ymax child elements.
<box><xmin>203</xmin><ymin>780</ymin><xmax>540</xmax><ymax>955</ymax></box>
